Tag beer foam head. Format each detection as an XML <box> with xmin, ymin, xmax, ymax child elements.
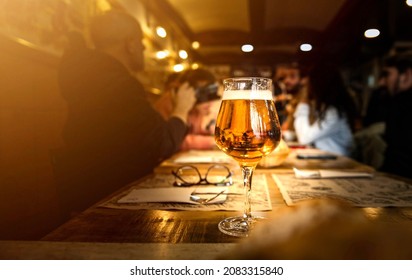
<box><xmin>222</xmin><ymin>90</ymin><xmax>273</xmax><ymax>100</ymax></box>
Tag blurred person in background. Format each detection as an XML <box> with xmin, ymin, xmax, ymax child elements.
<box><xmin>352</xmin><ymin>70</ymin><xmax>390</xmax><ymax>169</ymax></box>
<box><xmin>293</xmin><ymin>62</ymin><xmax>358</xmax><ymax>156</ymax></box>
<box><xmin>274</xmin><ymin>62</ymin><xmax>303</xmax><ymax>97</ymax></box>
<box><xmin>362</xmin><ymin>70</ymin><xmax>391</xmax><ymax>128</ymax></box>
<box><xmin>381</xmin><ymin>55</ymin><xmax>412</xmax><ymax>178</ymax></box>
<box><xmin>153</xmin><ymin>72</ymin><xmax>182</xmax><ymax>120</ymax></box>
<box><xmin>154</xmin><ymin>68</ymin><xmax>221</xmax><ymax>151</ymax></box>
<box><xmin>56</xmin><ymin>10</ymin><xmax>196</xmax><ymax>220</ymax></box>
<box><xmin>273</xmin><ymin>62</ymin><xmax>306</xmax><ymax>141</ymax></box>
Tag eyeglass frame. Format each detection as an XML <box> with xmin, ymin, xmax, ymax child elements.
<box><xmin>171</xmin><ymin>164</ymin><xmax>233</xmax><ymax>187</ymax></box>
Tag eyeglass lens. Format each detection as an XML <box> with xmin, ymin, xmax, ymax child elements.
<box><xmin>175</xmin><ymin>166</ymin><xmax>201</xmax><ymax>185</ymax></box>
<box><xmin>173</xmin><ymin>165</ymin><xmax>231</xmax><ymax>186</ymax></box>
<box><xmin>205</xmin><ymin>165</ymin><xmax>231</xmax><ymax>184</ymax></box>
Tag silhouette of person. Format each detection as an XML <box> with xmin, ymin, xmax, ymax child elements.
<box><xmin>56</xmin><ymin>11</ymin><xmax>196</xmax><ymax>219</ymax></box>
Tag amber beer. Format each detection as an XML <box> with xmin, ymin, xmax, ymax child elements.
<box><xmin>215</xmin><ymin>89</ymin><xmax>281</xmax><ymax>166</ymax></box>
<box><xmin>215</xmin><ymin>78</ymin><xmax>280</xmax><ymax>237</ymax></box>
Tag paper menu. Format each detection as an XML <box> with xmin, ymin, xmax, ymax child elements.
<box><xmin>117</xmin><ymin>187</ymin><xmax>227</xmax><ymax>204</ymax></box>
<box><xmin>293</xmin><ymin>168</ymin><xmax>373</xmax><ymax>179</ymax></box>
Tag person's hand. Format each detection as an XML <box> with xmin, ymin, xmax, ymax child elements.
<box><xmin>297</xmin><ymin>86</ymin><xmax>309</xmax><ymax>104</ymax></box>
<box><xmin>171</xmin><ymin>82</ymin><xmax>196</xmax><ymax>123</ymax></box>
<box><xmin>276</xmin><ymin>93</ymin><xmax>292</xmax><ymax>102</ymax></box>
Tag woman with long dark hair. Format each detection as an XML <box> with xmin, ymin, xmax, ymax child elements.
<box><xmin>293</xmin><ymin>63</ymin><xmax>358</xmax><ymax>156</ymax></box>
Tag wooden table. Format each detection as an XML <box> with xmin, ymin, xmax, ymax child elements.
<box><xmin>2</xmin><ymin>149</ymin><xmax>412</xmax><ymax>259</ymax></box>
<box><xmin>42</xmin><ymin>149</ymin><xmax>374</xmax><ymax>243</ymax></box>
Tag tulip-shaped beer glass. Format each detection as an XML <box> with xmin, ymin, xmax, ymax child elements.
<box><xmin>215</xmin><ymin>77</ymin><xmax>281</xmax><ymax>237</ymax></box>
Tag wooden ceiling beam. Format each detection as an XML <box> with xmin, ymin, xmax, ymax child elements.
<box><xmin>200</xmin><ymin>50</ymin><xmax>296</xmax><ymax>66</ymax></box>
<box><xmin>249</xmin><ymin>0</ymin><xmax>265</xmax><ymax>37</ymax></box>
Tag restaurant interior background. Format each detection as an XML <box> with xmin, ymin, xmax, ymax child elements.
<box><xmin>0</xmin><ymin>0</ymin><xmax>411</xmax><ymax>240</ymax></box>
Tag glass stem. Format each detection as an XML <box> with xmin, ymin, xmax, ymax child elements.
<box><xmin>241</xmin><ymin>165</ymin><xmax>255</xmax><ymax>220</ymax></box>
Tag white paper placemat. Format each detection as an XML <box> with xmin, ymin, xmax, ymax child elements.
<box><xmin>100</xmin><ymin>174</ymin><xmax>272</xmax><ymax>211</ymax></box>
<box><xmin>293</xmin><ymin>168</ymin><xmax>373</xmax><ymax>179</ymax></box>
<box><xmin>273</xmin><ymin>173</ymin><xmax>412</xmax><ymax>207</ymax></box>
<box><xmin>117</xmin><ymin>187</ymin><xmax>227</xmax><ymax>204</ymax></box>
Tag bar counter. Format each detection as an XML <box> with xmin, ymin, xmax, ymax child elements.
<box><xmin>2</xmin><ymin>149</ymin><xmax>412</xmax><ymax>259</ymax></box>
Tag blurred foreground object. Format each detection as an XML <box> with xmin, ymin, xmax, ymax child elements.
<box><xmin>220</xmin><ymin>199</ymin><xmax>412</xmax><ymax>259</ymax></box>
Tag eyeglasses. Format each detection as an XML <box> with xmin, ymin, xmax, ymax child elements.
<box><xmin>172</xmin><ymin>165</ymin><xmax>233</xmax><ymax>187</ymax></box>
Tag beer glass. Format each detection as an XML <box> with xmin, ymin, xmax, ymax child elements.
<box><xmin>215</xmin><ymin>77</ymin><xmax>281</xmax><ymax>237</ymax></box>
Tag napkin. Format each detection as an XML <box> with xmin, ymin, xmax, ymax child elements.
<box><xmin>293</xmin><ymin>168</ymin><xmax>373</xmax><ymax>179</ymax></box>
<box><xmin>172</xmin><ymin>150</ymin><xmax>232</xmax><ymax>164</ymax></box>
<box><xmin>117</xmin><ymin>187</ymin><xmax>227</xmax><ymax>204</ymax></box>
<box><xmin>173</xmin><ymin>155</ymin><xmax>231</xmax><ymax>164</ymax></box>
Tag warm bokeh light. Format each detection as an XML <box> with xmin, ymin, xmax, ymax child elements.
<box><xmin>149</xmin><ymin>87</ymin><xmax>162</xmax><ymax>95</ymax></box>
<box><xmin>192</xmin><ymin>41</ymin><xmax>200</xmax><ymax>49</ymax></box>
<box><xmin>96</xmin><ymin>0</ymin><xmax>112</xmax><ymax>11</ymax></box>
<box><xmin>300</xmin><ymin>43</ymin><xmax>312</xmax><ymax>52</ymax></box>
<box><xmin>364</xmin><ymin>28</ymin><xmax>380</xmax><ymax>38</ymax></box>
<box><xmin>155</xmin><ymin>50</ymin><xmax>169</xmax><ymax>59</ymax></box>
<box><xmin>179</xmin><ymin>50</ymin><xmax>188</xmax><ymax>59</ymax></box>
<box><xmin>173</xmin><ymin>64</ymin><xmax>185</xmax><ymax>72</ymax></box>
<box><xmin>241</xmin><ymin>44</ymin><xmax>254</xmax><ymax>52</ymax></box>
<box><xmin>407</xmin><ymin>0</ymin><xmax>412</xmax><ymax>7</ymax></box>
<box><xmin>15</xmin><ymin>38</ymin><xmax>36</xmax><ymax>49</ymax></box>
<box><xmin>191</xmin><ymin>63</ymin><xmax>199</xmax><ymax>69</ymax></box>
<box><xmin>156</xmin><ymin>26</ymin><xmax>167</xmax><ymax>38</ymax></box>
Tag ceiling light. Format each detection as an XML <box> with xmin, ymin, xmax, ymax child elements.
<box><xmin>300</xmin><ymin>43</ymin><xmax>312</xmax><ymax>52</ymax></box>
<box><xmin>241</xmin><ymin>44</ymin><xmax>254</xmax><ymax>52</ymax></box>
<box><xmin>179</xmin><ymin>50</ymin><xmax>188</xmax><ymax>59</ymax></box>
<box><xmin>173</xmin><ymin>64</ymin><xmax>185</xmax><ymax>72</ymax></box>
<box><xmin>155</xmin><ymin>50</ymin><xmax>169</xmax><ymax>59</ymax></box>
<box><xmin>192</xmin><ymin>41</ymin><xmax>200</xmax><ymax>49</ymax></box>
<box><xmin>149</xmin><ymin>87</ymin><xmax>162</xmax><ymax>95</ymax></box>
<box><xmin>364</xmin><ymin>28</ymin><xmax>380</xmax><ymax>38</ymax></box>
<box><xmin>96</xmin><ymin>0</ymin><xmax>112</xmax><ymax>11</ymax></box>
<box><xmin>407</xmin><ymin>0</ymin><xmax>412</xmax><ymax>7</ymax></box>
<box><xmin>156</xmin><ymin>26</ymin><xmax>167</xmax><ymax>38</ymax></box>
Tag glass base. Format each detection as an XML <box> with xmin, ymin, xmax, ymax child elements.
<box><xmin>218</xmin><ymin>216</ymin><xmax>265</xmax><ymax>237</ymax></box>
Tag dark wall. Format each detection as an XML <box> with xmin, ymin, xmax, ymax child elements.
<box><xmin>0</xmin><ymin>35</ymin><xmax>67</xmax><ymax>239</ymax></box>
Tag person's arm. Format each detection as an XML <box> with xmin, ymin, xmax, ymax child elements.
<box><xmin>157</xmin><ymin>82</ymin><xmax>196</xmax><ymax>157</ymax></box>
<box><xmin>281</xmin><ymin>86</ymin><xmax>307</xmax><ymax>131</ymax></box>
<box><xmin>106</xmin><ymin>78</ymin><xmax>195</xmax><ymax>162</ymax></box>
<box><xmin>281</xmin><ymin>102</ymin><xmax>296</xmax><ymax>131</ymax></box>
<box><xmin>293</xmin><ymin>104</ymin><xmax>343</xmax><ymax>145</ymax></box>
<box><xmin>170</xmin><ymin>82</ymin><xmax>196</xmax><ymax>124</ymax></box>
<box><xmin>180</xmin><ymin>134</ymin><xmax>216</xmax><ymax>151</ymax></box>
